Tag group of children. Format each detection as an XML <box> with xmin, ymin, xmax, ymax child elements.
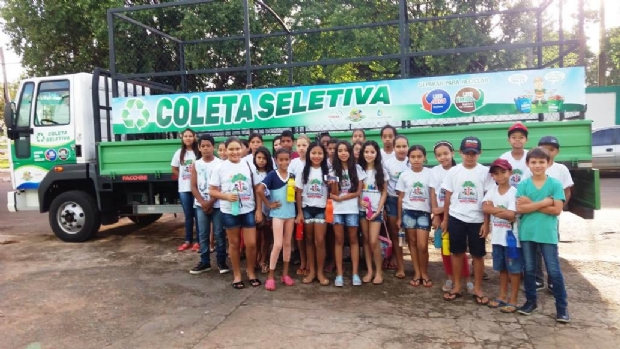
<box><xmin>170</xmin><ymin>122</ymin><xmax>572</xmax><ymax>323</ymax></box>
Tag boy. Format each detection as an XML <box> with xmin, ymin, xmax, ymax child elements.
<box><xmin>483</xmin><ymin>159</ymin><xmax>520</xmax><ymax>313</ymax></box>
<box><xmin>280</xmin><ymin>130</ymin><xmax>299</xmax><ymax>159</ymax></box>
<box><xmin>441</xmin><ymin>136</ymin><xmax>494</xmax><ymax>304</ymax></box>
<box><xmin>380</xmin><ymin>125</ymin><xmax>397</xmax><ymax>161</ymax></box>
<box><xmin>327</xmin><ymin>138</ymin><xmax>338</xmax><ymax>171</ymax></box>
<box><xmin>516</xmin><ymin>147</ymin><xmax>569</xmax><ymax>323</ymax></box>
<box><xmin>500</xmin><ymin>122</ymin><xmax>531</xmax><ymax>188</ymax></box>
<box><xmin>190</xmin><ymin>134</ymin><xmax>229</xmax><ymax>275</ymax></box>
<box><xmin>319</xmin><ymin>132</ymin><xmax>331</xmax><ymax>149</ymax></box>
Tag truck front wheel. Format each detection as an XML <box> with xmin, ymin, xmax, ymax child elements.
<box><xmin>49</xmin><ymin>190</ymin><xmax>101</xmax><ymax>242</ymax></box>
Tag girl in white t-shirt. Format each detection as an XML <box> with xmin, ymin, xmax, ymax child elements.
<box><xmin>289</xmin><ymin>134</ymin><xmax>310</xmax><ymax>276</ymax></box>
<box><xmin>358</xmin><ymin>140</ymin><xmax>388</xmax><ymax>285</ymax></box>
<box><xmin>329</xmin><ymin>141</ymin><xmax>366</xmax><ymax>287</ymax></box>
<box><xmin>171</xmin><ymin>128</ymin><xmax>200</xmax><ymax>252</ymax></box>
<box><xmin>380</xmin><ymin>125</ymin><xmax>397</xmax><ymax>161</ymax></box>
<box><xmin>396</xmin><ymin>145</ymin><xmax>433</xmax><ymax>288</ymax></box>
<box><xmin>254</xmin><ymin>147</ymin><xmax>274</xmax><ymax>275</ymax></box>
<box><xmin>209</xmin><ymin>137</ymin><xmax>263</xmax><ymax>290</ymax></box>
<box><xmin>295</xmin><ymin>141</ymin><xmax>330</xmax><ymax>285</ymax></box>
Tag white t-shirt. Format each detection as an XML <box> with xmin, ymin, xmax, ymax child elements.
<box><xmin>500</xmin><ymin>150</ymin><xmax>531</xmax><ymax>188</ymax></box>
<box><xmin>396</xmin><ymin>167</ymin><xmax>432</xmax><ymax>212</ymax></box>
<box><xmin>429</xmin><ymin>165</ymin><xmax>450</xmax><ymax>208</ymax></box>
<box><xmin>381</xmin><ymin>148</ymin><xmax>395</xmax><ymax>162</ymax></box>
<box><xmin>483</xmin><ymin>186</ymin><xmax>519</xmax><ymax>247</ymax></box>
<box><xmin>441</xmin><ymin>163</ymin><xmax>495</xmax><ymax>223</ymax></box>
<box><xmin>243</xmin><ymin>154</ymin><xmax>254</xmax><ymax>164</ymax></box>
<box><xmin>209</xmin><ymin>160</ymin><xmax>262</xmax><ymax>215</ymax></box>
<box><xmin>296</xmin><ymin>166</ymin><xmax>328</xmax><ymax>208</ymax></box>
<box><xmin>194</xmin><ymin>157</ymin><xmax>222</xmax><ymax>208</ymax></box>
<box><xmin>171</xmin><ymin>149</ymin><xmax>197</xmax><ymax>193</ymax></box>
<box><xmin>330</xmin><ymin>165</ymin><xmax>366</xmax><ymax>214</ymax></box>
<box><xmin>289</xmin><ymin>158</ymin><xmax>305</xmax><ymax>178</ymax></box>
<box><xmin>546</xmin><ymin>162</ymin><xmax>574</xmax><ymax>189</ymax></box>
<box><xmin>359</xmin><ymin>167</ymin><xmax>389</xmax><ymax>212</ymax></box>
<box><xmin>383</xmin><ymin>157</ymin><xmax>409</xmax><ymax>197</ymax></box>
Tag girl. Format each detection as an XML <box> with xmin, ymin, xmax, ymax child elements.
<box><xmin>330</xmin><ymin>141</ymin><xmax>366</xmax><ymax>287</ymax></box>
<box><xmin>351</xmin><ymin>128</ymin><xmax>366</xmax><ymax>144</ymax></box>
<box><xmin>353</xmin><ymin>141</ymin><xmax>363</xmax><ymax>163</ymax></box>
<box><xmin>295</xmin><ymin>142</ymin><xmax>330</xmax><ymax>285</ymax></box>
<box><xmin>382</xmin><ymin>135</ymin><xmax>410</xmax><ymax>278</ymax></box>
<box><xmin>257</xmin><ymin>149</ymin><xmax>297</xmax><ymax>291</ymax></box>
<box><xmin>246</xmin><ymin>133</ymin><xmax>264</xmax><ymax>163</ymax></box>
<box><xmin>171</xmin><ymin>128</ymin><xmax>201</xmax><ymax>252</ymax></box>
<box><xmin>289</xmin><ymin>135</ymin><xmax>311</xmax><ymax>276</ymax></box>
<box><xmin>254</xmin><ymin>147</ymin><xmax>275</xmax><ymax>275</ymax></box>
<box><xmin>218</xmin><ymin>142</ymin><xmax>227</xmax><ymax>161</ymax></box>
<box><xmin>429</xmin><ymin>141</ymin><xmax>473</xmax><ymax>293</ymax></box>
<box><xmin>380</xmin><ymin>125</ymin><xmax>397</xmax><ymax>161</ymax></box>
<box><xmin>358</xmin><ymin>141</ymin><xmax>388</xmax><ymax>284</ymax></box>
<box><xmin>272</xmin><ymin>136</ymin><xmax>282</xmax><ymax>164</ymax></box>
<box><xmin>209</xmin><ymin>137</ymin><xmax>263</xmax><ymax>289</ymax></box>
<box><xmin>396</xmin><ymin>145</ymin><xmax>433</xmax><ymax>288</ymax></box>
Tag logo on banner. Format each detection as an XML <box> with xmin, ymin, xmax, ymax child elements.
<box><xmin>422</xmin><ymin>89</ymin><xmax>451</xmax><ymax>115</ymax></box>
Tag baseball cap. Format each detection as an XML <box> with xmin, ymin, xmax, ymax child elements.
<box><xmin>508</xmin><ymin>122</ymin><xmax>528</xmax><ymax>137</ymax></box>
<box><xmin>460</xmin><ymin>136</ymin><xmax>482</xmax><ymax>154</ymax></box>
<box><xmin>538</xmin><ymin>136</ymin><xmax>560</xmax><ymax>149</ymax></box>
<box><xmin>489</xmin><ymin>158</ymin><xmax>513</xmax><ymax>172</ymax></box>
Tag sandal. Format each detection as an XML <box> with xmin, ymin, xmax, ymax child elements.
<box><xmin>232</xmin><ymin>281</ymin><xmax>245</xmax><ymax>290</ymax></box>
<box><xmin>296</xmin><ymin>268</ymin><xmax>309</xmax><ymax>276</ymax></box>
<box><xmin>281</xmin><ymin>275</ymin><xmax>295</xmax><ymax>286</ymax></box>
<box><xmin>265</xmin><ymin>279</ymin><xmax>276</xmax><ymax>291</ymax></box>
<box><xmin>319</xmin><ymin>278</ymin><xmax>330</xmax><ymax>286</ymax></box>
<box><xmin>409</xmin><ymin>278</ymin><xmax>422</xmax><ymax>287</ymax></box>
<box><xmin>302</xmin><ymin>275</ymin><xmax>316</xmax><ymax>284</ymax></box>
<box><xmin>249</xmin><ymin>278</ymin><xmax>262</xmax><ymax>287</ymax></box>
<box><xmin>260</xmin><ymin>262</ymin><xmax>269</xmax><ymax>274</ymax></box>
<box><xmin>443</xmin><ymin>291</ymin><xmax>463</xmax><ymax>301</ymax></box>
<box><xmin>373</xmin><ymin>277</ymin><xmax>384</xmax><ymax>285</ymax></box>
<box><xmin>488</xmin><ymin>299</ymin><xmax>507</xmax><ymax>309</ymax></box>
<box><xmin>500</xmin><ymin>304</ymin><xmax>518</xmax><ymax>313</ymax></box>
<box><xmin>422</xmin><ymin>279</ymin><xmax>433</xmax><ymax>288</ymax></box>
<box><xmin>473</xmin><ymin>294</ymin><xmax>490</xmax><ymax>306</ymax></box>
<box><xmin>386</xmin><ymin>261</ymin><xmax>398</xmax><ymax>270</ymax></box>
<box><xmin>395</xmin><ymin>272</ymin><xmax>406</xmax><ymax>279</ymax></box>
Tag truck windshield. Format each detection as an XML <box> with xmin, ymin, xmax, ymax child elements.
<box><xmin>34</xmin><ymin>80</ymin><xmax>70</xmax><ymax>126</ymax></box>
<box><xmin>16</xmin><ymin>82</ymin><xmax>34</xmax><ymax>128</ymax></box>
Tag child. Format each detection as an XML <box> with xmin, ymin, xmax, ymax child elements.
<box><xmin>171</xmin><ymin>128</ymin><xmax>200</xmax><ymax>252</ymax></box>
<box><xmin>353</xmin><ymin>141</ymin><xmax>363</xmax><ymax>163</ymax></box>
<box><xmin>358</xmin><ymin>140</ymin><xmax>388</xmax><ymax>285</ymax></box>
<box><xmin>319</xmin><ymin>132</ymin><xmax>331</xmax><ymax>149</ymax></box>
<box><xmin>280</xmin><ymin>130</ymin><xmax>299</xmax><ymax>159</ymax></box>
<box><xmin>272</xmin><ymin>136</ymin><xmax>282</xmax><ymax>155</ymax></box>
<box><xmin>483</xmin><ymin>159</ymin><xmax>520</xmax><ymax>313</ymax></box>
<box><xmin>296</xmin><ymin>141</ymin><xmax>330</xmax><ymax>285</ymax></box>
<box><xmin>245</xmin><ymin>133</ymin><xmax>264</xmax><ymax>163</ymax></box>
<box><xmin>352</xmin><ymin>128</ymin><xmax>366</xmax><ymax>144</ymax></box>
<box><xmin>289</xmin><ymin>135</ymin><xmax>311</xmax><ymax>276</ymax></box>
<box><xmin>429</xmin><ymin>141</ymin><xmax>472</xmax><ymax>293</ymax></box>
<box><xmin>254</xmin><ymin>147</ymin><xmax>274</xmax><ymax>275</ymax></box>
<box><xmin>209</xmin><ymin>137</ymin><xmax>263</xmax><ymax>290</ymax></box>
<box><xmin>396</xmin><ymin>145</ymin><xmax>433</xmax><ymax>288</ymax></box>
<box><xmin>218</xmin><ymin>142</ymin><xmax>228</xmax><ymax>161</ymax></box>
<box><xmin>516</xmin><ymin>147</ymin><xmax>570</xmax><ymax>323</ymax></box>
<box><xmin>382</xmin><ymin>135</ymin><xmax>410</xmax><ymax>278</ymax></box>
<box><xmin>189</xmin><ymin>134</ymin><xmax>229</xmax><ymax>274</ymax></box>
<box><xmin>500</xmin><ymin>123</ymin><xmax>531</xmax><ymax>188</ymax></box>
<box><xmin>380</xmin><ymin>125</ymin><xmax>397</xmax><ymax>161</ymax></box>
<box><xmin>326</xmin><ymin>138</ymin><xmax>338</xmax><ymax>170</ymax></box>
<box><xmin>257</xmin><ymin>149</ymin><xmax>297</xmax><ymax>291</ymax></box>
<box><xmin>537</xmin><ymin>135</ymin><xmax>574</xmax><ymax>292</ymax></box>
<box><xmin>329</xmin><ymin>141</ymin><xmax>366</xmax><ymax>286</ymax></box>
<box><xmin>324</xmin><ymin>137</ymin><xmax>339</xmax><ymax>273</ymax></box>
<box><xmin>441</xmin><ymin>136</ymin><xmax>494</xmax><ymax>304</ymax></box>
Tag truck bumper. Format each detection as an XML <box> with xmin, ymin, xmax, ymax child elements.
<box><xmin>7</xmin><ymin>190</ymin><xmax>40</xmax><ymax>212</ymax></box>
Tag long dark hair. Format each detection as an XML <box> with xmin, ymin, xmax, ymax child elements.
<box><xmin>272</xmin><ymin>135</ymin><xmax>281</xmax><ymax>155</ymax></box>
<box><xmin>358</xmin><ymin>140</ymin><xmax>385</xmax><ymax>192</ymax></box>
<box><xmin>254</xmin><ymin>146</ymin><xmax>274</xmax><ymax>173</ymax></box>
<box><xmin>332</xmin><ymin>140</ymin><xmax>359</xmax><ymax>192</ymax></box>
<box><xmin>303</xmin><ymin>142</ymin><xmax>329</xmax><ymax>185</ymax></box>
<box><xmin>180</xmin><ymin>128</ymin><xmax>199</xmax><ymax>163</ymax></box>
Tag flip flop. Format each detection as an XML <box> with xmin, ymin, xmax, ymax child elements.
<box><xmin>249</xmin><ymin>278</ymin><xmax>262</xmax><ymax>287</ymax></box>
<box><xmin>232</xmin><ymin>281</ymin><xmax>245</xmax><ymax>290</ymax></box>
<box><xmin>409</xmin><ymin>278</ymin><xmax>422</xmax><ymax>287</ymax></box>
<box><xmin>422</xmin><ymin>279</ymin><xmax>433</xmax><ymax>288</ymax></box>
<box><xmin>473</xmin><ymin>294</ymin><xmax>490</xmax><ymax>306</ymax></box>
<box><xmin>500</xmin><ymin>304</ymin><xmax>518</xmax><ymax>313</ymax></box>
<box><xmin>443</xmin><ymin>291</ymin><xmax>463</xmax><ymax>301</ymax></box>
<box><xmin>488</xmin><ymin>299</ymin><xmax>507</xmax><ymax>309</ymax></box>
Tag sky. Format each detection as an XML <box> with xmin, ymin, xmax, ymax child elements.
<box><xmin>1</xmin><ymin>0</ymin><xmax>619</xmax><ymax>83</ymax></box>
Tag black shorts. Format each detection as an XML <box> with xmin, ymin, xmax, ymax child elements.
<box><xmin>448</xmin><ymin>216</ymin><xmax>486</xmax><ymax>257</ymax></box>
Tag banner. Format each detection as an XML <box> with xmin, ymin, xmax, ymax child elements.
<box><xmin>112</xmin><ymin>67</ymin><xmax>586</xmax><ymax>134</ymax></box>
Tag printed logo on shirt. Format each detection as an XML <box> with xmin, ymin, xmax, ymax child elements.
<box><xmin>458</xmin><ymin>180</ymin><xmax>478</xmax><ymax>203</ymax></box>
<box><xmin>492</xmin><ymin>205</ymin><xmax>512</xmax><ymax>228</ymax></box>
<box><xmin>509</xmin><ymin>169</ymin><xmax>523</xmax><ymax>187</ymax></box>
<box><xmin>391</xmin><ymin>171</ymin><xmax>403</xmax><ymax>181</ymax></box>
<box><xmin>363</xmin><ymin>182</ymin><xmax>379</xmax><ymax>193</ymax></box>
<box><xmin>182</xmin><ymin>159</ymin><xmax>193</xmax><ymax>181</ymax></box>
<box><xmin>438</xmin><ymin>188</ymin><xmax>446</xmax><ymax>203</ymax></box>
<box><xmin>197</xmin><ymin>168</ymin><xmax>210</xmax><ymax>200</ymax></box>
<box><xmin>229</xmin><ymin>173</ymin><xmax>252</xmax><ymax>201</ymax></box>
<box><xmin>408</xmin><ymin>181</ymin><xmax>426</xmax><ymax>202</ymax></box>
<box><xmin>341</xmin><ymin>173</ymin><xmax>351</xmax><ymax>194</ymax></box>
<box><xmin>308</xmin><ymin>178</ymin><xmax>324</xmax><ymax>199</ymax></box>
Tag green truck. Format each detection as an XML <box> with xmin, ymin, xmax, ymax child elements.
<box><xmin>4</xmin><ymin>67</ymin><xmax>600</xmax><ymax>242</ymax></box>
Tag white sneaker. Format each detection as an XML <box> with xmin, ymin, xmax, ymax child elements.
<box><xmin>442</xmin><ymin>280</ymin><xmax>453</xmax><ymax>292</ymax></box>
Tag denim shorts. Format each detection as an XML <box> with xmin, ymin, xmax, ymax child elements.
<box><xmin>359</xmin><ymin>210</ymin><xmax>384</xmax><ymax>223</ymax></box>
<box><xmin>385</xmin><ymin>196</ymin><xmax>398</xmax><ymax>218</ymax></box>
<box><xmin>303</xmin><ymin>206</ymin><xmax>326</xmax><ymax>224</ymax></box>
<box><xmin>333</xmin><ymin>213</ymin><xmax>359</xmax><ymax>227</ymax></box>
<box><xmin>492</xmin><ymin>244</ymin><xmax>523</xmax><ymax>274</ymax></box>
<box><xmin>401</xmin><ymin>210</ymin><xmax>431</xmax><ymax>231</ymax></box>
<box><xmin>222</xmin><ymin>211</ymin><xmax>256</xmax><ymax>229</ymax></box>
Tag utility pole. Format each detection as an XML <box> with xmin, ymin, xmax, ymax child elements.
<box><xmin>0</xmin><ymin>47</ymin><xmax>9</xmax><ymax>105</ymax></box>
<box><xmin>598</xmin><ymin>0</ymin><xmax>607</xmax><ymax>86</ymax></box>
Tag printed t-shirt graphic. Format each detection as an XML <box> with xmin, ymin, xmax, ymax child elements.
<box><xmin>295</xmin><ymin>167</ymin><xmax>328</xmax><ymax>208</ymax></box>
<box><xmin>396</xmin><ymin>168</ymin><xmax>431</xmax><ymax>212</ymax></box>
<box><xmin>360</xmin><ymin>168</ymin><xmax>389</xmax><ymax>212</ymax></box>
<box><xmin>429</xmin><ymin>165</ymin><xmax>449</xmax><ymax>208</ymax></box>
<box><xmin>171</xmin><ymin>149</ymin><xmax>197</xmax><ymax>192</ymax></box>
<box><xmin>500</xmin><ymin>150</ymin><xmax>531</xmax><ymax>188</ymax></box>
<box><xmin>482</xmin><ymin>186</ymin><xmax>519</xmax><ymax>247</ymax></box>
<box><xmin>194</xmin><ymin>157</ymin><xmax>222</xmax><ymax>208</ymax></box>
<box><xmin>331</xmin><ymin>165</ymin><xmax>366</xmax><ymax>214</ymax></box>
<box><xmin>209</xmin><ymin>160</ymin><xmax>261</xmax><ymax>215</ymax></box>
<box><xmin>384</xmin><ymin>157</ymin><xmax>409</xmax><ymax>197</ymax></box>
<box><xmin>441</xmin><ymin>163</ymin><xmax>494</xmax><ymax>223</ymax></box>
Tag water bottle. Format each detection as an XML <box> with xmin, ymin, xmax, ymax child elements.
<box><xmin>325</xmin><ymin>199</ymin><xmax>334</xmax><ymax>224</ymax></box>
<box><xmin>506</xmin><ymin>230</ymin><xmax>519</xmax><ymax>259</ymax></box>
<box><xmin>363</xmin><ymin>196</ymin><xmax>373</xmax><ymax>220</ymax></box>
<box><xmin>295</xmin><ymin>221</ymin><xmax>304</xmax><ymax>241</ymax></box>
<box><xmin>442</xmin><ymin>232</ymin><xmax>451</xmax><ymax>256</ymax></box>
<box><xmin>286</xmin><ymin>177</ymin><xmax>296</xmax><ymax>202</ymax></box>
<box><xmin>398</xmin><ymin>229</ymin><xmax>407</xmax><ymax>247</ymax></box>
<box><xmin>433</xmin><ymin>227</ymin><xmax>442</xmax><ymax>249</ymax></box>
<box><xmin>231</xmin><ymin>188</ymin><xmax>240</xmax><ymax>216</ymax></box>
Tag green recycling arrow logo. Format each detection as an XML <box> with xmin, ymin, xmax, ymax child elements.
<box><xmin>121</xmin><ymin>98</ymin><xmax>150</xmax><ymax>130</ymax></box>
<box><xmin>36</xmin><ymin>132</ymin><xmax>45</xmax><ymax>143</ymax></box>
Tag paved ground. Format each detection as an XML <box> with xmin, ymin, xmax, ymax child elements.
<box><xmin>1</xmin><ymin>177</ymin><xmax>619</xmax><ymax>349</ymax></box>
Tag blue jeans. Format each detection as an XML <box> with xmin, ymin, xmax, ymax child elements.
<box><xmin>522</xmin><ymin>241</ymin><xmax>568</xmax><ymax>309</ymax></box>
<box><xmin>196</xmin><ymin>207</ymin><xmax>227</xmax><ymax>266</ymax></box>
<box><xmin>179</xmin><ymin>192</ymin><xmax>198</xmax><ymax>243</ymax></box>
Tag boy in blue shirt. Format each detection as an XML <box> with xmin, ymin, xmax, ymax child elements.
<box><xmin>516</xmin><ymin>147</ymin><xmax>570</xmax><ymax>323</ymax></box>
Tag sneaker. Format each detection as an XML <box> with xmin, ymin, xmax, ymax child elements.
<box><xmin>218</xmin><ymin>262</ymin><xmax>230</xmax><ymax>274</ymax></box>
<box><xmin>191</xmin><ymin>243</ymin><xmax>200</xmax><ymax>252</ymax></box>
<box><xmin>536</xmin><ymin>281</ymin><xmax>545</xmax><ymax>291</ymax></box>
<box><xmin>352</xmin><ymin>274</ymin><xmax>362</xmax><ymax>286</ymax></box>
<box><xmin>189</xmin><ymin>262</ymin><xmax>211</xmax><ymax>275</ymax></box>
<box><xmin>518</xmin><ymin>301</ymin><xmax>538</xmax><ymax>315</ymax></box>
<box><xmin>334</xmin><ymin>275</ymin><xmax>344</xmax><ymax>287</ymax></box>
<box><xmin>556</xmin><ymin>308</ymin><xmax>571</xmax><ymax>323</ymax></box>
<box><xmin>178</xmin><ymin>243</ymin><xmax>191</xmax><ymax>251</ymax></box>
<box><xmin>442</xmin><ymin>280</ymin><xmax>454</xmax><ymax>292</ymax></box>
<box><xmin>547</xmin><ymin>283</ymin><xmax>554</xmax><ymax>294</ymax></box>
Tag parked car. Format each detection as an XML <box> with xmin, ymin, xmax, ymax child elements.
<box><xmin>592</xmin><ymin>126</ymin><xmax>620</xmax><ymax>170</ymax></box>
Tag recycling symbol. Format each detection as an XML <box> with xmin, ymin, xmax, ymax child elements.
<box><xmin>121</xmin><ymin>98</ymin><xmax>150</xmax><ymax>130</ymax></box>
<box><xmin>36</xmin><ymin>132</ymin><xmax>45</xmax><ymax>143</ymax></box>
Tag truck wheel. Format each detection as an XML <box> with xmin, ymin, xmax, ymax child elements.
<box><xmin>127</xmin><ymin>214</ymin><xmax>162</xmax><ymax>227</ymax></box>
<box><xmin>49</xmin><ymin>190</ymin><xmax>101</xmax><ymax>242</ymax></box>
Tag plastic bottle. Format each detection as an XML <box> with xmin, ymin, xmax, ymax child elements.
<box><xmin>442</xmin><ymin>232</ymin><xmax>450</xmax><ymax>256</ymax></box>
<box><xmin>433</xmin><ymin>227</ymin><xmax>442</xmax><ymax>249</ymax></box>
<box><xmin>296</xmin><ymin>221</ymin><xmax>304</xmax><ymax>240</ymax></box>
<box><xmin>325</xmin><ymin>199</ymin><xmax>334</xmax><ymax>224</ymax></box>
<box><xmin>506</xmin><ymin>230</ymin><xmax>519</xmax><ymax>259</ymax></box>
<box><xmin>286</xmin><ymin>177</ymin><xmax>296</xmax><ymax>202</ymax></box>
<box><xmin>363</xmin><ymin>196</ymin><xmax>373</xmax><ymax>220</ymax></box>
<box><xmin>398</xmin><ymin>229</ymin><xmax>407</xmax><ymax>247</ymax></box>
<box><xmin>231</xmin><ymin>188</ymin><xmax>240</xmax><ymax>216</ymax></box>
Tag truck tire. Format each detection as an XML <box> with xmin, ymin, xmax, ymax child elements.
<box><xmin>49</xmin><ymin>190</ymin><xmax>101</xmax><ymax>242</ymax></box>
<box><xmin>127</xmin><ymin>214</ymin><xmax>162</xmax><ymax>227</ymax></box>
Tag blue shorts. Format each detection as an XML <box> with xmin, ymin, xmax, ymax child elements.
<box><xmin>333</xmin><ymin>213</ymin><xmax>359</xmax><ymax>227</ymax></box>
<box><xmin>385</xmin><ymin>196</ymin><xmax>398</xmax><ymax>218</ymax></box>
<box><xmin>222</xmin><ymin>211</ymin><xmax>256</xmax><ymax>230</ymax></box>
<box><xmin>492</xmin><ymin>244</ymin><xmax>523</xmax><ymax>274</ymax></box>
<box><xmin>401</xmin><ymin>210</ymin><xmax>431</xmax><ymax>231</ymax></box>
<box><xmin>359</xmin><ymin>210</ymin><xmax>384</xmax><ymax>223</ymax></box>
<box><xmin>303</xmin><ymin>206</ymin><xmax>326</xmax><ymax>224</ymax></box>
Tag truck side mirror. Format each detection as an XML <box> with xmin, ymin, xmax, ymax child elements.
<box><xmin>4</xmin><ymin>101</ymin><xmax>15</xmax><ymax>127</ymax></box>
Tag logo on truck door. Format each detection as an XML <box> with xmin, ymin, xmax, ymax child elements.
<box><xmin>121</xmin><ymin>175</ymin><xmax>148</xmax><ymax>181</ymax></box>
